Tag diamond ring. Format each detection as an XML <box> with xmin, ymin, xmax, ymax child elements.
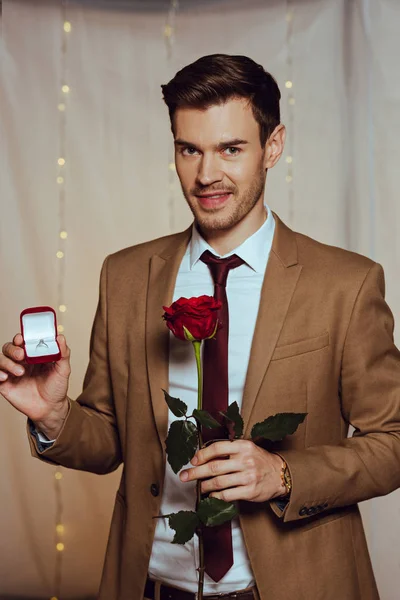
<box><xmin>36</xmin><ymin>339</ymin><xmax>49</xmax><ymax>349</ymax></box>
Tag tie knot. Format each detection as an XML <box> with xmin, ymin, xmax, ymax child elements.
<box><xmin>200</xmin><ymin>250</ymin><xmax>245</xmax><ymax>287</ymax></box>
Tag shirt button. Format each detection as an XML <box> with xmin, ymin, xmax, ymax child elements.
<box><xmin>150</xmin><ymin>483</ymin><xmax>159</xmax><ymax>497</ymax></box>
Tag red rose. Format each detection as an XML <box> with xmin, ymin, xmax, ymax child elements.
<box><xmin>162</xmin><ymin>295</ymin><xmax>222</xmax><ymax>341</ymax></box>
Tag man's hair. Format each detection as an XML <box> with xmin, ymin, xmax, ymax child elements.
<box><xmin>161</xmin><ymin>54</ymin><xmax>281</xmax><ymax>146</ymax></box>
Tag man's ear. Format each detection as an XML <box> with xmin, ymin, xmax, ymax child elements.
<box><xmin>264</xmin><ymin>124</ymin><xmax>286</xmax><ymax>170</ymax></box>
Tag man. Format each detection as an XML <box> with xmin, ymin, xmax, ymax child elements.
<box><xmin>1</xmin><ymin>54</ymin><xmax>399</xmax><ymax>600</ymax></box>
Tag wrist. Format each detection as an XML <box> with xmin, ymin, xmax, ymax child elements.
<box><xmin>271</xmin><ymin>453</ymin><xmax>292</xmax><ymax>499</ymax></box>
<box><xmin>33</xmin><ymin>398</ymin><xmax>69</xmax><ymax>439</ymax></box>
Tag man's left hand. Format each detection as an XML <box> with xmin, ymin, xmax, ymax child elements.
<box><xmin>179</xmin><ymin>439</ymin><xmax>287</xmax><ymax>503</ymax></box>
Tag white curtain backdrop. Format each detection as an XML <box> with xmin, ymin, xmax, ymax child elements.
<box><xmin>0</xmin><ymin>0</ymin><xmax>399</xmax><ymax>597</ymax></box>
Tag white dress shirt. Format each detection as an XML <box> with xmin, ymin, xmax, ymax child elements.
<box><xmin>148</xmin><ymin>205</ymin><xmax>276</xmax><ymax>594</ymax></box>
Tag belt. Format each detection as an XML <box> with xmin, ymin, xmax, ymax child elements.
<box><xmin>144</xmin><ymin>577</ymin><xmax>256</xmax><ymax>600</ymax></box>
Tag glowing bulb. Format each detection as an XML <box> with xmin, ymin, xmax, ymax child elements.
<box><xmin>57</xmin><ymin>325</ymin><xmax>65</xmax><ymax>334</ymax></box>
<box><xmin>289</xmin><ymin>97</ymin><xmax>296</xmax><ymax>106</ymax></box>
<box><xmin>286</xmin><ymin>175</ymin><xmax>293</xmax><ymax>183</ymax></box>
<box><xmin>164</xmin><ymin>24</ymin><xmax>173</xmax><ymax>38</ymax></box>
<box><xmin>55</xmin><ymin>471</ymin><xmax>63</xmax><ymax>480</ymax></box>
<box><xmin>286</xmin><ymin>156</ymin><xmax>293</xmax><ymax>164</ymax></box>
<box><xmin>62</xmin><ymin>85</ymin><xmax>70</xmax><ymax>94</ymax></box>
<box><xmin>60</xmin><ymin>231</ymin><xmax>68</xmax><ymax>239</ymax></box>
<box><xmin>56</xmin><ymin>543</ymin><xmax>65</xmax><ymax>552</ymax></box>
<box><xmin>59</xmin><ymin>305</ymin><xmax>67</xmax><ymax>313</ymax></box>
<box><xmin>58</xmin><ymin>103</ymin><xmax>66</xmax><ymax>112</ymax></box>
<box><xmin>168</xmin><ymin>162</ymin><xmax>176</xmax><ymax>171</ymax></box>
<box><xmin>56</xmin><ymin>524</ymin><xmax>65</xmax><ymax>534</ymax></box>
<box><xmin>58</xmin><ymin>158</ymin><xmax>65</xmax><ymax>166</ymax></box>
<box><xmin>56</xmin><ymin>251</ymin><xmax>64</xmax><ymax>259</ymax></box>
<box><xmin>64</xmin><ymin>21</ymin><xmax>72</xmax><ymax>33</ymax></box>
<box><xmin>57</xmin><ymin>176</ymin><xmax>64</xmax><ymax>184</ymax></box>
<box><xmin>285</xmin><ymin>81</ymin><xmax>293</xmax><ymax>89</ymax></box>
<box><xmin>50</xmin><ymin>597</ymin><xmax>58</xmax><ymax>600</ymax></box>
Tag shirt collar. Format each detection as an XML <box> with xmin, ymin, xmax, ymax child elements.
<box><xmin>189</xmin><ymin>204</ymin><xmax>275</xmax><ymax>274</ymax></box>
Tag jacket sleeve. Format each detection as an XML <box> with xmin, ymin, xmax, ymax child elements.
<box><xmin>270</xmin><ymin>262</ymin><xmax>400</xmax><ymax>522</ymax></box>
<box><xmin>27</xmin><ymin>256</ymin><xmax>122</xmax><ymax>475</ymax></box>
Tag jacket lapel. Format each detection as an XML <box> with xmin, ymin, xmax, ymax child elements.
<box><xmin>241</xmin><ymin>212</ymin><xmax>303</xmax><ymax>435</ymax></box>
<box><xmin>145</xmin><ymin>228</ymin><xmax>192</xmax><ymax>456</ymax></box>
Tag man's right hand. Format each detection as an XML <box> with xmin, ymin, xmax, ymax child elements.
<box><xmin>0</xmin><ymin>333</ymin><xmax>71</xmax><ymax>440</ymax></box>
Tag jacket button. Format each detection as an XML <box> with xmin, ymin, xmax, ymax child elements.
<box><xmin>307</xmin><ymin>506</ymin><xmax>317</xmax><ymax>515</ymax></box>
<box><xmin>150</xmin><ymin>483</ymin><xmax>159</xmax><ymax>497</ymax></box>
<box><xmin>316</xmin><ymin>505</ymin><xmax>324</xmax><ymax>512</ymax></box>
<box><xmin>299</xmin><ymin>507</ymin><xmax>308</xmax><ymax>516</ymax></box>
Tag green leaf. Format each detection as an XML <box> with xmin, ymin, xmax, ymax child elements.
<box><xmin>250</xmin><ymin>412</ymin><xmax>307</xmax><ymax>442</ymax></box>
<box><xmin>168</xmin><ymin>511</ymin><xmax>200</xmax><ymax>544</ymax></box>
<box><xmin>197</xmin><ymin>497</ymin><xmax>238</xmax><ymax>527</ymax></box>
<box><xmin>166</xmin><ymin>420</ymin><xmax>198</xmax><ymax>474</ymax></box>
<box><xmin>162</xmin><ymin>389</ymin><xmax>187</xmax><ymax>418</ymax></box>
<box><xmin>192</xmin><ymin>409</ymin><xmax>221</xmax><ymax>429</ymax></box>
<box><xmin>219</xmin><ymin>401</ymin><xmax>244</xmax><ymax>439</ymax></box>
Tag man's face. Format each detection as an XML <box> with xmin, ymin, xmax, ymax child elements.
<box><xmin>173</xmin><ymin>98</ymin><xmax>269</xmax><ymax>233</ymax></box>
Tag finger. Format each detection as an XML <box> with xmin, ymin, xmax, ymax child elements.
<box><xmin>0</xmin><ymin>354</ymin><xmax>25</xmax><ymax>377</ymax></box>
<box><xmin>180</xmin><ymin>458</ymin><xmax>242</xmax><ymax>483</ymax></box>
<box><xmin>53</xmin><ymin>335</ymin><xmax>71</xmax><ymax>377</ymax></box>
<box><xmin>2</xmin><ymin>342</ymin><xmax>25</xmax><ymax>362</ymax></box>
<box><xmin>13</xmin><ymin>333</ymin><xmax>24</xmax><ymax>346</ymax></box>
<box><xmin>210</xmin><ymin>486</ymin><xmax>251</xmax><ymax>503</ymax></box>
<box><xmin>201</xmin><ymin>471</ymin><xmax>249</xmax><ymax>494</ymax></box>
<box><xmin>56</xmin><ymin>335</ymin><xmax>70</xmax><ymax>360</ymax></box>
<box><xmin>194</xmin><ymin>439</ymin><xmax>251</xmax><ymax>465</ymax></box>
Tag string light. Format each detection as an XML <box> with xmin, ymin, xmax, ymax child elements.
<box><xmin>285</xmin><ymin>0</ymin><xmax>295</xmax><ymax>225</ymax></box>
<box><xmin>51</xmin><ymin>6</ymin><xmax>71</xmax><ymax>598</ymax></box>
<box><xmin>165</xmin><ymin>1</ymin><xmax>179</xmax><ymax>233</ymax></box>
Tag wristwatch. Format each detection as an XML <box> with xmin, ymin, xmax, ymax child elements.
<box><xmin>280</xmin><ymin>459</ymin><xmax>292</xmax><ymax>498</ymax></box>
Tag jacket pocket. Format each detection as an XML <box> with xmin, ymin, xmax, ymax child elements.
<box><xmin>271</xmin><ymin>331</ymin><xmax>329</xmax><ymax>361</ymax></box>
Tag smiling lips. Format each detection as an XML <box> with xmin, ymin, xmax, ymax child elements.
<box><xmin>195</xmin><ymin>191</ymin><xmax>232</xmax><ymax>208</ymax></box>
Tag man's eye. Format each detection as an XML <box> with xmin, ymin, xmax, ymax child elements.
<box><xmin>224</xmin><ymin>147</ymin><xmax>240</xmax><ymax>156</ymax></box>
<box><xmin>182</xmin><ymin>147</ymin><xmax>199</xmax><ymax>156</ymax></box>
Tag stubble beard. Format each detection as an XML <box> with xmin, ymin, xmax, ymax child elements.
<box><xmin>181</xmin><ymin>171</ymin><xmax>266</xmax><ymax>233</ymax></box>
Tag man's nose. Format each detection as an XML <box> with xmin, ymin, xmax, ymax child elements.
<box><xmin>196</xmin><ymin>155</ymin><xmax>223</xmax><ymax>187</ymax></box>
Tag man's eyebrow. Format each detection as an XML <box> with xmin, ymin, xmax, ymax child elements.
<box><xmin>174</xmin><ymin>138</ymin><xmax>248</xmax><ymax>149</ymax></box>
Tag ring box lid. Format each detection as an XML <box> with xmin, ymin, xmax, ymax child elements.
<box><xmin>20</xmin><ymin>306</ymin><xmax>61</xmax><ymax>363</ymax></box>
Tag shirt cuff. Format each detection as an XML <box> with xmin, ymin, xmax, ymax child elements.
<box><xmin>28</xmin><ymin>419</ymin><xmax>56</xmax><ymax>452</ymax></box>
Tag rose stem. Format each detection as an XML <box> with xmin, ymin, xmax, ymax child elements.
<box><xmin>192</xmin><ymin>340</ymin><xmax>205</xmax><ymax>600</ymax></box>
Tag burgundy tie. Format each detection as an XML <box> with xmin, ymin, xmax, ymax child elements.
<box><xmin>200</xmin><ymin>249</ymin><xmax>245</xmax><ymax>582</ymax></box>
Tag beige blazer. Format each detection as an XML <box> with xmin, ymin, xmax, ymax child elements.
<box><xmin>29</xmin><ymin>212</ymin><xmax>400</xmax><ymax>600</ymax></box>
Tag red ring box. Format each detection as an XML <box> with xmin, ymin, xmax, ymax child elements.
<box><xmin>20</xmin><ymin>306</ymin><xmax>61</xmax><ymax>364</ymax></box>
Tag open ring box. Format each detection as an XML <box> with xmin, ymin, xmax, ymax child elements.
<box><xmin>20</xmin><ymin>306</ymin><xmax>61</xmax><ymax>364</ymax></box>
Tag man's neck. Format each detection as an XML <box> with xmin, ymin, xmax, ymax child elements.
<box><xmin>198</xmin><ymin>203</ymin><xmax>268</xmax><ymax>256</ymax></box>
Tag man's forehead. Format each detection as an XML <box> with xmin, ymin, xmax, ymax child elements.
<box><xmin>174</xmin><ymin>98</ymin><xmax>259</xmax><ymax>144</ymax></box>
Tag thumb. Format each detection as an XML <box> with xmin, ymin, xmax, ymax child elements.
<box><xmin>55</xmin><ymin>335</ymin><xmax>71</xmax><ymax>375</ymax></box>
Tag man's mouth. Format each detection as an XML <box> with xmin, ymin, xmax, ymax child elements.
<box><xmin>195</xmin><ymin>192</ymin><xmax>233</xmax><ymax>208</ymax></box>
